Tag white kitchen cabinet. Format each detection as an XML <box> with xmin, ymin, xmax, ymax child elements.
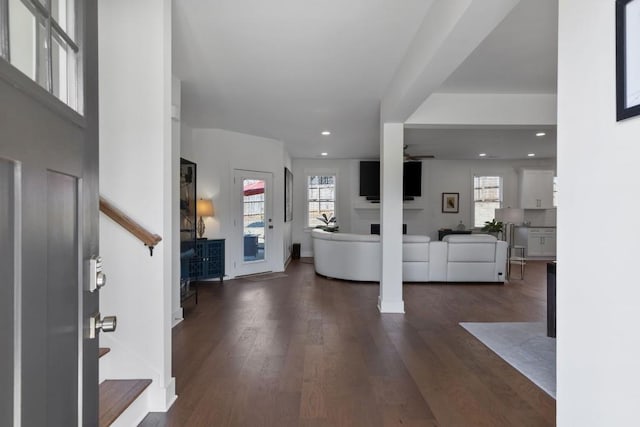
<box><xmin>519</xmin><ymin>169</ymin><xmax>554</xmax><ymax>209</ymax></box>
<box><xmin>527</xmin><ymin>228</ymin><xmax>556</xmax><ymax>257</ymax></box>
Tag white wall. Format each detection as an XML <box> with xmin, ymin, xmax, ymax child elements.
<box><xmin>558</xmin><ymin>1</ymin><xmax>640</xmax><ymax>425</ymax></box>
<box><xmin>98</xmin><ymin>0</ymin><xmax>175</xmax><ymax>413</ymax></box>
<box><xmin>292</xmin><ymin>157</ymin><xmax>555</xmax><ymax>256</ymax></box>
<box><xmin>181</xmin><ymin>128</ymin><xmax>289</xmax><ymax>277</ymax></box>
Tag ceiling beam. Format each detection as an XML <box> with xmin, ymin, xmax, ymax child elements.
<box><xmin>381</xmin><ymin>0</ymin><xmax>521</xmax><ymax>123</ymax></box>
<box><xmin>406</xmin><ymin>93</ymin><xmax>557</xmax><ymax>126</ymax></box>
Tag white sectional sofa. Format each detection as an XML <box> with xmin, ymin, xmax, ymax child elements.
<box><xmin>311</xmin><ymin>229</ymin><xmax>507</xmax><ymax>283</ymax></box>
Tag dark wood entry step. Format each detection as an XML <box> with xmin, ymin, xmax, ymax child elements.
<box><xmin>99</xmin><ymin>379</ymin><xmax>152</xmax><ymax>427</ymax></box>
<box><xmin>99</xmin><ymin>347</ymin><xmax>111</xmax><ymax>358</ymax></box>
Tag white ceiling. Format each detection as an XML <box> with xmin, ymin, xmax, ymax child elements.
<box><xmin>404</xmin><ymin>126</ymin><xmax>556</xmax><ymax>160</ymax></box>
<box><xmin>173</xmin><ymin>0</ymin><xmax>559</xmax><ymax>160</ymax></box>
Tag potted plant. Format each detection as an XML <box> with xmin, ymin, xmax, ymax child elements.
<box><xmin>316</xmin><ymin>213</ymin><xmax>338</xmax><ymax>232</ymax></box>
<box><xmin>481</xmin><ymin>218</ymin><xmax>503</xmax><ymax>238</ymax></box>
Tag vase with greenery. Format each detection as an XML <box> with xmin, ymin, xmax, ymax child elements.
<box><xmin>316</xmin><ymin>213</ymin><xmax>338</xmax><ymax>232</ymax></box>
<box><xmin>481</xmin><ymin>218</ymin><xmax>503</xmax><ymax>238</ymax></box>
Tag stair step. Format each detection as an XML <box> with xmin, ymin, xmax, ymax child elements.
<box><xmin>99</xmin><ymin>347</ymin><xmax>111</xmax><ymax>358</ymax></box>
<box><xmin>99</xmin><ymin>379</ymin><xmax>152</xmax><ymax>427</ymax></box>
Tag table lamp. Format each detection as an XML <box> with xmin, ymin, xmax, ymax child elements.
<box><xmin>196</xmin><ymin>198</ymin><xmax>214</xmax><ymax>239</ymax></box>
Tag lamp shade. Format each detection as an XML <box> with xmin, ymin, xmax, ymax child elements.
<box><xmin>495</xmin><ymin>207</ymin><xmax>524</xmax><ymax>224</ymax></box>
<box><xmin>196</xmin><ymin>199</ymin><xmax>214</xmax><ymax>217</ymax></box>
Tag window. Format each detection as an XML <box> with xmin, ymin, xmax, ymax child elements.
<box><xmin>1</xmin><ymin>0</ymin><xmax>81</xmax><ymax>112</ymax></box>
<box><xmin>307</xmin><ymin>175</ymin><xmax>336</xmax><ymax>227</ymax></box>
<box><xmin>473</xmin><ymin>175</ymin><xmax>502</xmax><ymax>228</ymax></box>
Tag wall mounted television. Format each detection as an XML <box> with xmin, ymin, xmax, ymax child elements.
<box><xmin>359</xmin><ymin>161</ymin><xmax>422</xmax><ymax>200</ymax></box>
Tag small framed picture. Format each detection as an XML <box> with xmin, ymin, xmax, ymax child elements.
<box><xmin>442</xmin><ymin>192</ymin><xmax>459</xmax><ymax>213</ymax></box>
<box><xmin>616</xmin><ymin>0</ymin><xmax>640</xmax><ymax>120</ymax></box>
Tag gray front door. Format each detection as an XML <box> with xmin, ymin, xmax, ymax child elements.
<box><xmin>0</xmin><ymin>1</ymin><xmax>99</xmax><ymax>424</ymax></box>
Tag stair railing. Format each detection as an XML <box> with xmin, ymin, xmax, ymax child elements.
<box><xmin>99</xmin><ymin>196</ymin><xmax>162</xmax><ymax>256</ymax></box>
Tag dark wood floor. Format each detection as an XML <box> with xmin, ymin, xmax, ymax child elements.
<box><xmin>140</xmin><ymin>259</ymin><xmax>555</xmax><ymax>426</ymax></box>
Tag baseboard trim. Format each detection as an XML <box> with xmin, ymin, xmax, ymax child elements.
<box><xmin>172</xmin><ymin>308</ymin><xmax>183</xmax><ymax>327</ymax></box>
<box><xmin>377</xmin><ymin>297</ymin><xmax>405</xmax><ymax>314</ymax></box>
<box><xmin>148</xmin><ymin>377</ymin><xmax>177</xmax><ymax>412</ymax></box>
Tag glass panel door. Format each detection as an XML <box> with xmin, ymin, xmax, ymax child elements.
<box><xmin>243</xmin><ymin>178</ymin><xmax>265</xmax><ymax>262</ymax></box>
<box><xmin>235</xmin><ymin>170</ymin><xmax>273</xmax><ymax>276</ymax></box>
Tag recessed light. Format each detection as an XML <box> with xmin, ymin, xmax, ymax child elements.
<box><xmin>321</xmin><ymin>152</ymin><xmax>328</xmax><ymax>156</ymax></box>
<box><xmin>479</xmin><ymin>153</ymin><xmax>487</xmax><ymax>157</ymax></box>
<box><xmin>536</xmin><ymin>132</ymin><xmax>546</xmax><ymax>137</ymax></box>
<box><xmin>527</xmin><ymin>153</ymin><xmax>536</xmax><ymax>157</ymax></box>
<box><xmin>321</xmin><ymin>131</ymin><xmax>331</xmax><ymax>136</ymax></box>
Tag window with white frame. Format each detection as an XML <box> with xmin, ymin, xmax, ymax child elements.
<box><xmin>1</xmin><ymin>0</ymin><xmax>81</xmax><ymax>112</ymax></box>
<box><xmin>473</xmin><ymin>175</ymin><xmax>502</xmax><ymax>228</ymax></box>
<box><xmin>307</xmin><ymin>175</ymin><xmax>336</xmax><ymax>227</ymax></box>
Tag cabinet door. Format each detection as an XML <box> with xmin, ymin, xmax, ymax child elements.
<box><xmin>527</xmin><ymin>230</ymin><xmax>544</xmax><ymax>256</ymax></box>
<box><xmin>520</xmin><ymin>170</ymin><xmax>554</xmax><ymax>209</ymax></box>
<box><xmin>527</xmin><ymin>236</ymin><xmax>542</xmax><ymax>256</ymax></box>
<box><xmin>540</xmin><ymin>229</ymin><xmax>556</xmax><ymax>256</ymax></box>
<box><xmin>542</xmin><ymin>235</ymin><xmax>556</xmax><ymax>256</ymax></box>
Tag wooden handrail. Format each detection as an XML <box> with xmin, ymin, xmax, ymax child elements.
<box><xmin>99</xmin><ymin>196</ymin><xmax>162</xmax><ymax>256</ymax></box>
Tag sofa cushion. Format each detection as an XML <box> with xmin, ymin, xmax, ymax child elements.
<box><xmin>402</xmin><ymin>235</ymin><xmax>430</xmax><ymax>262</ymax></box>
<box><xmin>446</xmin><ymin>233</ymin><xmax>497</xmax><ymax>262</ymax></box>
<box><xmin>311</xmin><ymin>229</ymin><xmax>334</xmax><ymax>240</ymax></box>
<box><xmin>402</xmin><ymin>235</ymin><xmax>430</xmax><ymax>243</ymax></box>
<box><xmin>443</xmin><ymin>234</ymin><xmax>497</xmax><ymax>243</ymax></box>
<box><xmin>331</xmin><ymin>232</ymin><xmax>380</xmax><ymax>242</ymax></box>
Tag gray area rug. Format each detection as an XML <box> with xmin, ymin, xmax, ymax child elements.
<box><xmin>460</xmin><ymin>322</ymin><xmax>556</xmax><ymax>398</ymax></box>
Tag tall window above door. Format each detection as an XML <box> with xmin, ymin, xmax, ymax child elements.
<box><xmin>307</xmin><ymin>175</ymin><xmax>336</xmax><ymax>227</ymax></box>
<box><xmin>1</xmin><ymin>0</ymin><xmax>81</xmax><ymax>112</ymax></box>
<box><xmin>473</xmin><ymin>175</ymin><xmax>502</xmax><ymax>228</ymax></box>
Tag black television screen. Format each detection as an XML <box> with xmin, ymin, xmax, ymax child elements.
<box><xmin>403</xmin><ymin>161</ymin><xmax>422</xmax><ymax>197</ymax></box>
<box><xmin>359</xmin><ymin>161</ymin><xmax>380</xmax><ymax>197</ymax></box>
<box><xmin>359</xmin><ymin>160</ymin><xmax>422</xmax><ymax>198</ymax></box>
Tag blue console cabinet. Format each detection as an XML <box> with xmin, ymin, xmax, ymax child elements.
<box><xmin>195</xmin><ymin>238</ymin><xmax>225</xmax><ymax>282</ymax></box>
<box><xmin>183</xmin><ymin>239</ymin><xmax>225</xmax><ymax>282</ymax></box>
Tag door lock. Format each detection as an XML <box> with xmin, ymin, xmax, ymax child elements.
<box><xmin>89</xmin><ymin>313</ymin><xmax>117</xmax><ymax>339</ymax></box>
<box><xmin>89</xmin><ymin>256</ymin><xmax>106</xmax><ymax>292</ymax></box>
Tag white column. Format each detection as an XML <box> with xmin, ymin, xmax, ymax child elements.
<box><xmin>98</xmin><ymin>0</ymin><xmax>176</xmax><ymax>412</ymax></box>
<box><xmin>378</xmin><ymin>122</ymin><xmax>404</xmax><ymax>313</ymax></box>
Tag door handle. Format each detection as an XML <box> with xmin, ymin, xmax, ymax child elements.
<box><xmin>89</xmin><ymin>312</ymin><xmax>117</xmax><ymax>339</ymax></box>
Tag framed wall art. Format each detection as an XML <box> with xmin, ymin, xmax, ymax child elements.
<box><xmin>442</xmin><ymin>192</ymin><xmax>459</xmax><ymax>213</ymax></box>
<box><xmin>616</xmin><ymin>0</ymin><xmax>640</xmax><ymax>120</ymax></box>
<box><xmin>284</xmin><ymin>167</ymin><xmax>293</xmax><ymax>222</ymax></box>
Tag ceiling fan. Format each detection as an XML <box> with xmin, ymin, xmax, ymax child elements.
<box><xmin>403</xmin><ymin>145</ymin><xmax>434</xmax><ymax>161</ymax></box>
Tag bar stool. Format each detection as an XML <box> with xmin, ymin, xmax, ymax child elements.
<box><xmin>508</xmin><ymin>245</ymin><xmax>526</xmax><ymax>279</ymax></box>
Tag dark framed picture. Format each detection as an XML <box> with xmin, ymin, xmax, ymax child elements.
<box><xmin>284</xmin><ymin>167</ymin><xmax>293</xmax><ymax>222</ymax></box>
<box><xmin>616</xmin><ymin>0</ymin><xmax>640</xmax><ymax>120</ymax></box>
<box><xmin>179</xmin><ymin>158</ymin><xmax>197</xmax><ymax>240</ymax></box>
<box><xmin>442</xmin><ymin>192</ymin><xmax>459</xmax><ymax>213</ymax></box>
